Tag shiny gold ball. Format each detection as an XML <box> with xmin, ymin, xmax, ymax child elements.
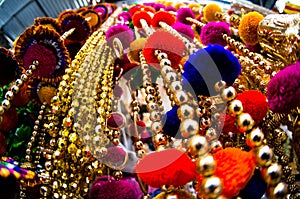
<box><xmin>0</xmin><ymin>106</ymin><xmax>4</xmax><ymax>116</ymax></box>
<box><xmin>21</xmin><ymin>74</ymin><xmax>28</xmax><ymax>82</ymax></box>
<box><xmin>196</xmin><ymin>154</ymin><xmax>216</xmax><ymax>176</ymax></box>
<box><xmin>151</xmin><ymin>121</ymin><xmax>163</xmax><ymax>133</ymax></box>
<box><xmin>188</xmin><ymin>135</ymin><xmax>209</xmax><ymax>157</ymax></box>
<box><xmin>29</xmin><ymin>64</ymin><xmax>36</xmax><ymax>70</ymax></box>
<box><xmin>272</xmin><ymin>182</ymin><xmax>288</xmax><ymax>198</ymax></box>
<box><xmin>161</xmin><ymin>65</ymin><xmax>173</xmax><ymax>76</ymax></box>
<box><xmin>201</xmin><ymin>176</ymin><xmax>223</xmax><ymax>198</ymax></box>
<box><xmin>180</xmin><ymin>119</ymin><xmax>199</xmax><ymax>138</ymax></box>
<box><xmin>135</xmin><ymin>140</ymin><xmax>144</xmax><ymax>150</ymax></box>
<box><xmin>160</xmin><ymin>58</ymin><xmax>171</xmax><ymax>67</ymax></box>
<box><xmin>227</xmin><ymin>99</ymin><xmax>243</xmax><ymax>117</ymax></box>
<box><xmin>221</xmin><ymin>86</ymin><xmax>236</xmax><ymax>102</ymax></box>
<box><xmin>214</xmin><ymin>81</ymin><xmax>226</xmax><ymax>93</ymax></box>
<box><xmin>256</xmin><ymin>145</ymin><xmax>274</xmax><ymax>167</ymax></box>
<box><xmin>5</xmin><ymin>91</ymin><xmax>14</xmax><ymax>101</ymax></box>
<box><xmin>157</xmin><ymin>52</ymin><xmax>168</xmax><ymax>61</ymax></box>
<box><xmin>11</xmin><ymin>85</ymin><xmax>19</xmax><ymax>94</ymax></box>
<box><xmin>154</xmin><ymin>133</ymin><xmax>167</xmax><ymax>147</ymax></box>
<box><xmin>113</xmin><ymin>171</ymin><xmax>123</xmax><ymax>181</ymax></box>
<box><xmin>33</xmin><ymin>60</ymin><xmax>39</xmax><ymax>66</ymax></box>
<box><xmin>25</xmin><ymin>69</ymin><xmax>33</xmax><ymax>76</ymax></box>
<box><xmin>165</xmin><ymin>72</ymin><xmax>178</xmax><ymax>83</ymax></box>
<box><xmin>2</xmin><ymin>99</ymin><xmax>11</xmax><ymax>110</ymax></box>
<box><xmin>175</xmin><ymin>91</ymin><xmax>188</xmax><ymax>105</ymax></box>
<box><xmin>263</xmin><ymin>163</ymin><xmax>282</xmax><ymax>185</ymax></box>
<box><xmin>236</xmin><ymin>113</ymin><xmax>255</xmax><ymax>132</ymax></box>
<box><xmin>177</xmin><ymin>104</ymin><xmax>194</xmax><ymax>120</ymax></box>
<box><xmin>246</xmin><ymin>127</ymin><xmax>264</xmax><ymax>148</ymax></box>
<box><xmin>15</xmin><ymin>79</ymin><xmax>23</xmax><ymax>87</ymax></box>
<box><xmin>170</xmin><ymin>81</ymin><xmax>182</xmax><ymax>92</ymax></box>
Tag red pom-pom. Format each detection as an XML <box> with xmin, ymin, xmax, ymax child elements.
<box><xmin>196</xmin><ymin>148</ymin><xmax>257</xmax><ymax>198</ymax></box>
<box><xmin>132</xmin><ymin>11</ymin><xmax>152</xmax><ymax>29</ymax></box>
<box><xmin>151</xmin><ymin>11</ymin><xmax>176</xmax><ymax>28</ymax></box>
<box><xmin>222</xmin><ymin>90</ymin><xmax>268</xmax><ymax>133</ymax></box>
<box><xmin>0</xmin><ymin>107</ymin><xmax>18</xmax><ymax>133</ymax></box>
<box><xmin>129</xmin><ymin>5</ymin><xmax>142</xmax><ymax>16</ymax></box>
<box><xmin>135</xmin><ymin>148</ymin><xmax>197</xmax><ymax>188</ymax></box>
<box><xmin>143</xmin><ymin>30</ymin><xmax>185</xmax><ymax>70</ymax></box>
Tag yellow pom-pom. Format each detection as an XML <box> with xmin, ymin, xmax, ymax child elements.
<box><xmin>174</xmin><ymin>2</ymin><xmax>186</xmax><ymax>10</ymax></box>
<box><xmin>203</xmin><ymin>3</ymin><xmax>222</xmax><ymax>22</ymax></box>
<box><xmin>128</xmin><ymin>38</ymin><xmax>147</xmax><ymax>63</ymax></box>
<box><xmin>38</xmin><ymin>86</ymin><xmax>56</xmax><ymax>105</ymax></box>
<box><xmin>188</xmin><ymin>3</ymin><xmax>201</xmax><ymax>16</ymax></box>
<box><xmin>238</xmin><ymin>11</ymin><xmax>264</xmax><ymax>45</ymax></box>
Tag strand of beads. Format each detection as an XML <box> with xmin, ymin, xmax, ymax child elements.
<box><xmin>154</xmin><ymin>49</ymin><xmax>224</xmax><ymax>198</ymax></box>
<box><xmin>214</xmin><ymin>12</ymin><xmax>241</xmax><ymax>29</ymax></box>
<box><xmin>218</xmin><ymin>82</ymin><xmax>289</xmax><ymax>199</ymax></box>
<box><xmin>0</xmin><ymin>60</ymin><xmax>39</xmax><ymax>125</ymax></box>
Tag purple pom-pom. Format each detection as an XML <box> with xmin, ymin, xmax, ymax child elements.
<box><xmin>176</xmin><ymin>8</ymin><xmax>195</xmax><ymax>25</ymax></box>
<box><xmin>118</xmin><ymin>12</ymin><xmax>132</xmax><ymax>23</ymax></box>
<box><xmin>153</xmin><ymin>3</ymin><xmax>165</xmax><ymax>11</ymax></box>
<box><xmin>172</xmin><ymin>22</ymin><xmax>195</xmax><ymax>42</ymax></box>
<box><xmin>200</xmin><ymin>21</ymin><xmax>230</xmax><ymax>47</ymax></box>
<box><xmin>90</xmin><ymin>176</ymin><xmax>143</xmax><ymax>199</ymax></box>
<box><xmin>165</xmin><ymin>6</ymin><xmax>177</xmax><ymax>12</ymax></box>
<box><xmin>162</xmin><ymin>106</ymin><xmax>181</xmax><ymax>138</ymax></box>
<box><xmin>106</xmin><ymin>24</ymin><xmax>134</xmax><ymax>49</ymax></box>
<box><xmin>267</xmin><ymin>62</ymin><xmax>300</xmax><ymax>113</ymax></box>
<box><xmin>182</xmin><ymin>44</ymin><xmax>241</xmax><ymax>96</ymax></box>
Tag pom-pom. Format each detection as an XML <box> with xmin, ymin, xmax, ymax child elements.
<box><xmin>238</xmin><ymin>169</ymin><xmax>267</xmax><ymax>199</ymax></box>
<box><xmin>153</xmin><ymin>3</ymin><xmax>166</xmax><ymax>11</ymax></box>
<box><xmin>182</xmin><ymin>44</ymin><xmax>241</xmax><ymax>96</ymax></box>
<box><xmin>118</xmin><ymin>12</ymin><xmax>132</xmax><ymax>23</ymax></box>
<box><xmin>143</xmin><ymin>30</ymin><xmax>185</xmax><ymax>70</ymax></box>
<box><xmin>176</xmin><ymin>8</ymin><xmax>195</xmax><ymax>25</ymax></box>
<box><xmin>0</xmin><ymin>107</ymin><xmax>18</xmax><ymax>133</ymax></box>
<box><xmin>162</xmin><ymin>106</ymin><xmax>181</xmax><ymax>138</ymax></box>
<box><xmin>89</xmin><ymin>176</ymin><xmax>143</xmax><ymax>199</ymax></box>
<box><xmin>106</xmin><ymin>24</ymin><xmax>134</xmax><ymax>49</ymax></box>
<box><xmin>238</xmin><ymin>12</ymin><xmax>264</xmax><ymax>45</ymax></box>
<box><xmin>174</xmin><ymin>2</ymin><xmax>186</xmax><ymax>10</ymax></box>
<box><xmin>267</xmin><ymin>62</ymin><xmax>300</xmax><ymax>113</ymax></box>
<box><xmin>114</xmin><ymin>54</ymin><xmax>130</xmax><ymax>78</ymax></box>
<box><xmin>102</xmin><ymin>146</ymin><xmax>127</xmax><ymax>168</ymax></box>
<box><xmin>165</xmin><ymin>6</ymin><xmax>176</xmax><ymax>12</ymax></box>
<box><xmin>151</xmin><ymin>11</ymin><xmax>176</xmax><ymax>28</ymax></box>
<box><xmin>128</xmin><ymin>38</ymin><xmax>147</xmax><ymax>63</ymax></box>
<box><xmin>34</xmin><ymin>17</ymin><xmax>61</xmax><ymax>34</ymax></box>
<box><xmin>135</xmin><ymin>148</ymin><xmax>197</xmax><ymax>188</ymax></box>
<box><xmin>172</xmin><ymin>22</ymin><xmax>195</xmax><ymax>42</ymax></box>
<box><xmin>0</xmin><ymin>132</ymin><xmax>6</xmax><ymax>156</ymax></box>
<box><xmin>0</xmin><ymin>47</ymin><xmax>19</xmax><ymax>87</ymax></box>
<box><xmin>196</xmin><ymin>148</ymin><xmax>257</xmax><ymax>198</ymax></box>
<box><xmin>153</xmin><ymin>189</ymin><xmax>196</xmax><ymax>199</ymax></box>
<box><xmin>188</xmin><ymin>3</ymin><xmax>201</xmax><ymax>17</ymax></box>
<box><xmin>203</xmin><ymin>3</ymin><xmax>222</xmax><ymax>22</ymax></box>
<box><xmin>107</xmin><ymin>112</ymin><xmax>125</xmax><ymax>130</ymax></box>
<box><xmin>37</xmin><ymin>85</ymin><xmax>56</xmax><ymax>105</ymax></box>
<box><xmin>132</xmin><ymin>11</ymin><xmax>152</xmax><ymax>29</ymax></box>
<box><xmin>222</xmin><ymin>90</ymin><xmax>268</xmax><ymax>133</ymax></box>
<box><xmin>200</xmin><ymin>21</ymin><xmax>230</xmax><ymax>47</ymax></box>
<box><xmin>93</xmin><ymin>4</ymin><xmax>108</xmax><ymax>20</ymax></box>
<box><xmin>80</xmin><ymin>9</ymin><xmax>102</xmax><ymax>31</ymax></box>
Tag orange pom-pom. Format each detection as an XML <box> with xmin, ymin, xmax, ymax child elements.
<box><xmin>128</xmin><ymin>38</ymin><xmax>147</xmax><ymax>63</ymax></box>
<box><xmin>196</xmin><ymin>148</ymin><xmax>257</xmax><ymax>198</ymax></box>
<box><xmin>203</xmin><ymin>3</ymin><xmax>222</xmax><ymax>22</ymax></box>
<box><xmin>238</xmin><ymin>12</ymin><xmax>264</xmax><ymax>45</ymax></box>
<box><xmin>37</xmin><ymin>85</ymin><xmax>56</xmax><ymax>105</ymax></box>
<box><xmin>132</xmin><ymin>11</ymin><xmax>152</xmax><ymax>29</ymax></box>
<box><xmin>151</xmin><ymin>11</ymin><xmax>176</xmax><ymax>28</ymax></box>
<box><xmin>143</xmin><ymin>30</ymin><xmax>185</xmax><ymax>70</ymax></box>
<box><xmin>135</xmin><ymin>148</ymin><xmax>197</xmax><ymax>188</ymax></box>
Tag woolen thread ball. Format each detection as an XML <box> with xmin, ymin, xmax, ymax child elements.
<box><xmin>203</xmin><ymin>3</ymin><xmax>223</xmax><ymax>22</ymax></box>
<box><xmin>176</xmin><ymin>7</ymin><xmax>195</xmax><ymax>25</ymax></box>
<box><xmin>200</xmin><ymin>21</ymin><xmax>230</xmax><ymax>47</ymax></box>
<box><xmin>172</xmin><ymin>22</ymin><xmax>195</xmax><ymax>42</ymax></box>
<box><xmin>238</xmin><ymin>12</ymin><xmax>264</xmax><ymax>45</ymax></box>
<box><xmin>105</xmin><ymin>24</ymin><xmax>134</xmax><ymax>49</ymax></box>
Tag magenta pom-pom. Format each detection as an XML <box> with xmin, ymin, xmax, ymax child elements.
<box><xmin>200</xmin><ymin>21</ymin><xmax>230</xmax><ymax>47</ymax></box>
<box><xmin>117</xmin><ymin>12</ymin><xmax>132</xmax><ymax>23</ymax></box>
<box><xmin>176</xmin><ymin>7</ymin><xmax>195</xmax><ymax>25</ymax></box>
<box><xmin>172</xmin><ymin>22</ymin><xmax>195</xmax><ymax>42</ymax></box>
<box><xmin>106</xmin><ymin>24</ymin><xmax>134</xmax><ymax>49</ymax></box>
<box><xmin>267</xmin><ymin>62</ymin><xmax>300</xmax><ymax>113</ymax></box>
<box><xmin>165</xmin><ymin>6</ymin><xmax>177</xmax><ymax>12</ymax></box>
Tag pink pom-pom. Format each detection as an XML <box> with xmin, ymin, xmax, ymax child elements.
<box><xmin>172</xmin><ymin>22</ymin><xmax>195</xmax><ymax>42</ymax></box>
<box><xmin>200</xmin><ymin>21</ymin><xmax>230</xmax><ymax>46</ymax></box>
<box><xmin>267</xmin><ymin>62</ymin><xmax>300</xmax><ymax>113</ymax></box>
<box><xmin>176</xmin><ymin>7</ymin><xmax>195</xmax><ymax>25</ymax></box>
<box><xmin>106</xmin><ymin>24</ymin><xmax>134</xmax><ymax>49</ymax></box>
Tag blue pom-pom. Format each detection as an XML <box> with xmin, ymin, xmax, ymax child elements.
<box><xmin>182</xmin><ymin>44</ymin><xmax>241</xmax><ymax>96</ymax></box>
<box><xmin>162</xmin><ymin>106</ymin><xmax>181</xmax><ymax>138</ymax></box>
<box><xmin>238</xmin><ymin>169</ymin><xmax>267</xmax><ymax>199</ymax></box>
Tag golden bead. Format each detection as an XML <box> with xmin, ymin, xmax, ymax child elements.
<box><xmin>196</xmin><ymin>154</ymin><xmax>216</xmax><ymax>176</ymax></box>
<box><xmin>201</xmin><ymin>176</ymin><xmax>223</xmax><ymax>198</ymax></box>
<box><xmin>272</xmin><ymin>182</ymin><xmax>288</xmax><ymax>198</ymax></box>
<box><xmin>151</xmin><ymin>121</ymin><xmax>163</xmax><ymax>133</ymax></box>
<box><xmin>33</xmin><ymin>60</ymin><xmax>39</xmax><ymax>66</ymax></box>
<box><xmin>246</xmin><ymin>127</ymin><xmax>264</xmax><ymax>148</ymax></box>
<box><xmin>256</xmin><ymin>145</ymin><xmax>274</xmax><ymax>167</ymax></box>
<box><xmin>180</xmin><ymin>119</ymin><xmax>199</xmax><ymax>138</ymax></box>
<box><xmin>263</xmin><ymin>163</ymin><xmax>282</xmax><ymax>185</ymax></box>
<box><xmin>236</xmin><ymin>113</ymin><xmax>255</xmax><ymax>132</ymax></box>
<box><xmin>227</xmin><ymin>99</ymin><xmax>243</xmax><ymax>117</ymax></box>
<box><xmin>221</xmin><ymin>86</ymin><xmax>236</xmax><ymax>102</ymax></box>
<box><xmin>15</xmin><ymin>79</ymin><xmax>23</xmax><ymax>87</ymax></box>
<box><xmin>160</xmin><ymin>58</ymin><xmax>171</xmax><ymax>67</ymax></box>
<box><xmin>25</xmin><ymin>69</ymin><xmax>33</xmax><ymax>76</ymax></box>
<box><xmin>11</xmin><ymin>85</ymin><xmax>20</xmax><ymax>94</ymax></box>
<box><xmin>113</xmin><ymin>171</ymin><xmax>123</xmax><ymax>181</ymax></box>
<box><xmin>214</xmin><ymin>81</ymin><xmax>226</xmax><ymax>92</ymax></box>
<box><xmin>165</xmin><ymin>72</ymin><xmax>178</xmax><ymax>83</ymax></box>
<box><xmin>5</xmin><ymin>91</ymin><xmax>14</xmax><ymax>101</ymax></box>
<box><xmin>174</xmin><ymin>91</ymin><xmax>188</xmax><ymax>105</ymax></box>
<box><xmin>2</xmin><ymin>99</ymin><xmax>11</xmax><ymax>110</ymax></box>
<box><xmin>188</xmin><ymin>135</ymin><xmax>209</xmax><ymax>157</ymax></box>
<box><xmin>154</xmin><ymin>133</ymin><xmax>167</xmax><ymax>148</ymax></box>
<box><xmin>161</xmin><ymin>65</ymin><xmax>173</xmax><ymax>76</ymax></box>
<box><xmin>135</xmin><ymin>141</ymin><xmax>144</xmax><ymax>150</ymax></box>
<box><xmin>177</xmin><ymin>104</ymin><xmax>194</xmax><ymax>120</ymax></box>
<box><xmin>21</xmin><ymin>74</ymin><xmax>28</xmax><ymax>82</ymax></box>
<box><xmin>170</xmin><ymin>81</ymin><xmax>182</xmax><ymax>92</ymax></box>
<box><xmin>0</xmin><ymin>106</ymin><xmax>4</xmax><ymax>116</ymax></box>
<box><xmin>157</xmin><ymin>52</ymin><xmax>168</xmax><ymax>61</ymax></box>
